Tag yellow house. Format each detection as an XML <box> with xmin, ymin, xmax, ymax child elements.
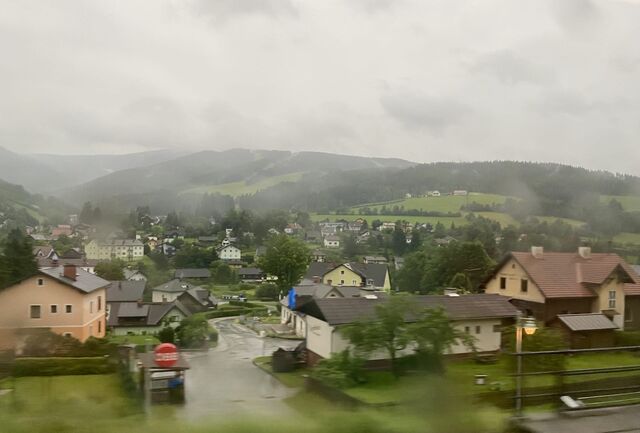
<box><xmin>483</xmin><ymin>247</ymin><xmax>640</xmax><ymax>330</ymax></box>
<box><xmin>85</xmin><ymin>239</ymin><xmax>144</xmax><ymax>261</ymax></box>
<box><xmin>0</xmin><ymin>265</ymin><xmax>108</xmax><ymax>349</ymax></box>
<box><xmin>304</xmin><ymin>262</ymin><xmax>391</xmax><ymax>292</ymax></box>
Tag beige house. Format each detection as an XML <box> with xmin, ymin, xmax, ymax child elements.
<box><xmin>0</xmin><ymin>265</ymin><xmax>108</xmax><ymax>348</ymax></box>
<box><xmin>85</xmin><ymin>239</ymin><xmax>144</xmax><ymax>261</ymax></box>
<box><xmin>297</xmin><ymin>294</ymin><xmax>517</xmax><ymax>365</ymax></box>
<box><xmin>304</xmin><ymin>262</ymin><xmax>391</xmax><ymax>292</ymax></box>
<box><xmin>483</xmin><ymin>247</ymin><xmax>640</xmax><ymax>329</ymax></box>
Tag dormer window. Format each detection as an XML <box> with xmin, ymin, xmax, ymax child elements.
<box><xmin>609</xmin><ymin>290</ymin><xmax>616</xmax><ymax>309</ymax></box>
<box><xmin>37</xmin><ymin>278</ymin><xmax>44</xmax><ymax>286</ymax></box>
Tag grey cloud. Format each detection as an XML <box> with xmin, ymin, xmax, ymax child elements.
<box><xmin>380</xmin><ymin>91</ymin><xmax>470</xmax><ymax>134</ymax></box>
<box><xmin>192</xmin><ymin>0</ymin><xmax>298</xmax><ymax>20</ymax></box>
<box><xmin>472</xmin><ymin>50</ymin><xmax>554</xmax><ymax>85</ymax></box>
<box><xmin>551</xmin><ymin>0</ymin><xmax>601</xmax><ymax>33</ymax></box>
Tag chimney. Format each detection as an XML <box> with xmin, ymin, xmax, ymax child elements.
<box><xmin>63</xmin><ymin>264</ymin><xmax>77</xmax><ymax>281</ymax></box>
<box><xmin>312</xmin><ymin>276</ymin><xmax>321</xmax><ymax>284</ymax></box>
<box><xmin>578</xmin><ymin>246</ymin><xmax>592</xmax><ymax>259</ymax></box>
<box><xmin>531</xmin><ymin>246</ymin><xmax>544</xmax><ymax>259</ymax></box>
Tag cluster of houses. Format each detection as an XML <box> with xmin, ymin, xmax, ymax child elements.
<box><xmin>278</xmin><ymin>246</ymin><xmax>640</xmax><ymax>366</ymax></box>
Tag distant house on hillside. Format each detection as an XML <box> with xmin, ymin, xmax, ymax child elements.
<box><xmin>174</xmin><ymin>268</ymin><xmax>211</xmax><ymax>280</ymax></box>
<box><xmin>311</xmin><ymin>250</ymin><xmax>327</xmax><ymax>263</ymax></box>
<box><xmin>151</xmin><ymin>279</ymin><xmax>198</xmax><ymax>303</ymax></box>
<box><xmin>107</xmin><ymin>301</ymin><xmax>190</xmax><ymax>336</ymax></box>
<box><xmin>304</xmin><ymin>262</ymin><xmax>391</xmax><ymax>292</ymax></box>
<box><xmin>106</xmin><ymin>280</ymin><xmax>146</xmax><ymax>303</ymax></box>
<box><xmin>217</xmin><ymin>244</ymin><xmax>241</xmax><ymax>261</ymax></box>
<box><xmin>238</xmin><ymin>267</ymin><xmax>266</xmax><ymax>283</ymax></box>
<box><xmin>323</xmin><ymin>235</ymin><xmax>340</xmax><ymax>248</ymax></box>
<box><xmin>177</xmin><ymin>289</ymin><xmax>218</xmax><ymax>314</ymax></box>
<box><xmin>51</xmin><ymin>225</ymin><xmax>73</xmax><ymax>239</ymax></box>
<box><xmin>123</xmin><ymin>268</ymin><xmax>147</xmax><ymax>281</ymax></box>
<box><xmin>85</xmin><ymin>239</ymin><xmax>144</xmax><ymax>261</ymax></box>
<box><xmin>363</xmin><ymin>256</ymin><xmax>388</xmax><ymax>265</ymax></box>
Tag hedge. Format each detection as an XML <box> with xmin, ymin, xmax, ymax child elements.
<box><xmin>205</xmin><ymin>307</ymin><xmax>269</xmax><ymax>319</ymax></box>
<box><xmin>614</xmin><ymin>331</ymin><xmax>640</xmax><ymax>347</ymax></box>
<box><xmin>229</xmin><ymin>300</ymin><xmax>263</xmax><ymax>309</ymax></box>
<box><xmin>12</xmin><ymin>357</ymin><xmax>116</xmax><ymax>377</ymax></box>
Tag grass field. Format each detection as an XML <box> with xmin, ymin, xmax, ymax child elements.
<box><xmin>531</xmin><ymin>216</ymin><xmax>586</xmax><ymax>228</ymax></box>
<box><xmin>601</xmin><ymin>195</ymin><xmax>640</xmax><ymax>211</ymax></box>
<box><xmin>351</xmin><ymin>193</ymin><xmax>512</xmax><ymax>214</ymax></box>
<box><xmin>183</xmin><ymin>172</ymin><xmax>305</xmax><ymax>196</ymax></box>
<box><xmin>312</xmin><ymin>213</ymin><xmax>469</xmax><ymax>226</ymax></box>
<box><xmin>614</xmin><ymin>232</ymin><xmax>640</xmax><ymax>245</ymax></box>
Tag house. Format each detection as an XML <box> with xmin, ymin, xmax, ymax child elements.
<box><xmin>85</xmin><ymin>239</ymin><xmax>144</xmax><ymax>261</ymax></box>
<box><xmin>296</xmin><ymin>294</ymin><xmax>518</xmax><ymax>365</ymax></box>
<box><xmin>177</xmin><ymin>289</ymin><xmax>218</xmax><ymax>314</ymax></box>
<box><xmin>323</xmin><ymin>235</ymin><xmax>340</xmax><ymax>248</ymax></box>
<box><xmin>157</xmin><ymin>242</ymin><xmax>176</xmax><ymax>257</ymax></box>
<box><xmin>394</xmin><ymin>257</ymin><xmax>405</xmax><ymax>271</ymax></box>
<box><xmin>284</xmin><ymin>223</ymin><xmax>302</xmax><ymax>235</ymax></box>
<box><xmin>311</xmin><ymin>250</ymin><xmax>327</xmax><ymax>263</ymax></box>
<box><xmin>255</xmin><ymin>246</ymin><xmax>267</xmax><ymax>259</ymax></box>
<box><xmin>51</xmin><ymin>224</ymin><xmax>73</xmax><ymax>239</ymax></box>
<box><xmin>107</xmin><ymin>300</ymin><xmax>190</xmax><ymax>336</ymax></box>
<box><xmin>428</xmin><ymin>190</ymin><xmax>441</xmax><ymax>197</ymax></box>
<box><xmin>304</xmin><ymin>262</ymin><xmax>391</xmax><ymax>292</ymax></box>
<box><xmin>106</xmin><ymin>280</ymin><xmax>146</xmax><ymax>303</ymax></box>
<box><xmin>356</xmin><ymin>231</ymin><xmax>371</xmax><ymax>244</ymax></box>
<box><xmin>435</xmin><ymin>235</ymin><xmax>457</xmax><ymax>246</ymax></box>
<box><xmin>238</xmin><ymin>267</ymin><xmax>265</xmax><ymax>283</ymax></box>
<box><xmin>36</xmin><ymin>256</ymin><xmax>100</xmax><ymax>274</ymax></box>
<box><xmin>0</xmin><ymin>264</ymin><xmax>108</xmax><ymax>348</ymax></box>
<box><xmin>217</xmin><ymin>244</ymin><xmax>242</xmax><ymax>261</ymax></box>
<box><xmin>62</xmin><ymin>248</ymin><xmax>83</xmax><ymax>259</ymax></box>
<box><xmin>345</xmin><ymin>222</ymin><xmax>363</xmax><ymax>233</ymax></box>
<box><xmin>280</xmin><ymin>284</ymin><xmax>384</xmax><ymax>337</ymax></box>
<box><xmin>174</xmin><ymin>268</ymin><xmax>211</xmax><ymax>280</ymax></box>
<box><xmin>363</xmin><ymin>256</ymin><xmax>388</xmax><ymax>265</ymax></box>
<box><xmin>453</xmin><ymin>190</ymin><xmax>468</xmax><ymax>196</ymax></box>
<box><xmin>550</xmin><ymin>313</ymin><xmax>618</xmax><ymax>349</ymax></box>
<box><xmin>378</xmin><ymin>222</ymin><xmax>396</xmax><ymax>232</ymax></box>
<box><xmin>483</xmin><ymin>246</ymin><xmax>640</xmax><ymax>329</ymax></box>
<box><xmin>198</xmin><ymin>236</ymin><xmax>217</xmax><ymax>245</ymax></box>
<box><xmin>145</xmin><ymin>236</ymin><xmax>159</xmax><ymax>251</ymax></box>
<box><xmin>304</xmin><ymin>231</ymin><xmax>321</xmax><ymax>243</ymax></box>
<box><xmin>151</xmin><ymin>279</ymin><xmax>198</xmax><ymax>303</ymax></box>
<box><xmin>33</xmin><ymin>245</ymin><xmax>56</xmax><ymax>259</ymax></box>
<box><xmin>123</xmin><ymin>268</ymin><xmax>147</xmax><ymax>281</ymax></box>
<box><xmin>225</xmin><ymin>259</ymin><xmax>246</xmax><ymax>269</ymax></box>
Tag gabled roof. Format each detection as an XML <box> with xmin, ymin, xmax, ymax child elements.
<box><xmin>106</xmin><ymin>280</ymin><xmax>146</xmax><ymax>303</ymax></box>
<box><xmin>298</xmin><ymin>294</ymin><xmax>518</xmax><ymax>326</ymax></box>
<box><xmin>238</xmin><ymin>267</ymin><xmax>264</xmax><ymax>277</ymax></box>
<box><xmin>175</xmin><ymin>268</ymin><xmax>211</xmax><ymax>279</ymax></box>
<box><xmin>108</xmin><ymin>301</ymin><xmax>191</xmax><ymax>327</ymax></box>
<box><xmin>151</xmin><ymin>279</ymin><xmax>195</xmax><ymax>293</ymax></box>
<box><xmin>303</xmin><ymin>262</ymin><xmax>389</xmax><ymax>288</ymax></box>
<box><xmin>123</xmin><ymin>268</ymin><xmax>146</xmax><ymax>280</ymax></box>
<box><xmin>38</xmin><ymin>266</ymin><xmax>110</xmax><ymax>294</ymax></box>
<box><xmin>490</xmin><ymin>251</ymin><xmax>640</xmax><ymax>299</ymax></box>
<box><xmin>556</xmin><ymin>313</ymin><xmax>618</xmax><ymax>331</ymax></box>
<box><xmin>216</xmin><ymin>244</ymin><xmax>240</xmax><ymax>252</ymax></box>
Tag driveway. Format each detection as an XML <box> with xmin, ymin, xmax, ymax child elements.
<box><xmin>176</xmin><ymin>317</ymin><xmax>301</xmax><ymax>420</ymax></box>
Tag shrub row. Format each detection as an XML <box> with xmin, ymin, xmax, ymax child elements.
<box><xmin>614</xmin><ymin>331</ymin><xmax>640</xmax><ymax>347</ymax></box>
<box><xmin>229</xmin><ymin>300</ymin><xmax>263</xmax><ymax>308</ymax></box>
<box><xmin>12</xmin><ymin>356</ymin><xmax>116</xmax><ymax>377</ymax></box>
<box><xmin>205</xmin><ymin>307</ymin><xmax>269</xmax><ymax>319</ymax></box>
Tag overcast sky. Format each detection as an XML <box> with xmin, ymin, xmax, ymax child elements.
<box><xmin>2</xmin><ymin>0</ymin><xmax>640</xmax><ymax>174</ymax></box>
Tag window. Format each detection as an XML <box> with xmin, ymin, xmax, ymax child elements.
<box><xmin>340</xmin><ymin>280</ymin><xmax>344</xmax><ymax>285</ymax></box>
<box><xmin>90</xmin><ymin>301</ymin><xmax>94</xmax><ymax>314</ymax></box>
<box><xmin>50</xmin><ymin>305</ymin><xmax>58</xmax><ymax>314</ymax></box>
<box><xmin>65</xmin><ymin>304</ymin><xmax>73</xmax><ymax>313</ymax></box>
<box><xmin>63</xmin><ymin>332</ymin><xmax>72</xmax><ymax>337</ymax></box>
<box><xmin>521</xmin><ymin>279</ymin><xmax>528</xmax><ymax>293</ymax></box>
<box><xmin>493</xmin><ymin>324</ymin><xmax>501</xmax><ymax>333</ymax></box>
<box><xmin>30</xmin><ymin>305</ymin><xmax>41</xmax><ymax>319</ymax></box>
<box><xmin>499</xmin><ymin>277</ymin><xmax>506</xmax><ymax>290</ymax></box>
<box><xmin>37</xmin><ymin>278</ymin><xmax>44</xmax><ymax>286</ymax></box>
<box><xmin>352</xmin><ymin>280</ymin><xmax>357</xmax><ymax>285</ymax></box>
<box><xmin>464</xmin><ymin>326</ymin><xmax>470</xmax><ymax>334</ymax></box>
<box><xmin>475</xmin><ymin>325</ymin><xmax>481</xmax><ymax>334</ymax></box>
<box><xmin>97</xmin><ymin>296</ymin><xmax>102</xmax><ymax>311</ymax></box>
<box><xmin>609</xmin><ymin>290</ymin><xmax>616</xmax><ymax>309</ymax></box>
<box><xmin>340</xmin><ymin>270</ymin><xmax>345</xmax><ymax>275</ymax></box>
<box><xmin>98</xmin><ymin>320</ymin><xmax>101</xmax><ymax>334</ymax></box>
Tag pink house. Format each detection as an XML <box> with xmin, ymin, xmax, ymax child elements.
<box><xmin>0</xmin><ymin>265</ymin><xmax>108</xmax><ymax>349</ymax></box>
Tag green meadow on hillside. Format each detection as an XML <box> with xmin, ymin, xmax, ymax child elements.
<box><xmin>183</xmin><ymin>172</ymin><xmax>305</xmax><ymax>196</ymax></box>
<box><xmin>351</xmin><ymin>193</ymin><xmax>512</xmax><ymax>214</ymax></box>
<box><xmin>601</xmin><ymin>195</ymin><xmax>640</xmax><ymax>211</ymax></box>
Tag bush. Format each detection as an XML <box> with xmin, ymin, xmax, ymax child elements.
<box><xmin>157</xmin><ymin>326</ymin><xmax>175</xmax><ymax>344</ymax></box>
<box><xmin>20</xmin><ymin>331</ymin><xmax>116</xmax><ymax>357</ymax></box>
<box><xmin>255</xmin><ymin>283</ymin><xmax>279</xmax><ymax>301</ymax></box>
<box><xmin>614</xmin><ymin>331</ymin><xmax>640</xmax><ymax>347</ymax></box>
<box><xmin>504</xmin><ymin>326</ymin><xmax>567</xmax><ymax>372</ymax></box>
<box><xmin>208</xmin><ymin>327</ymin><xmax>218</xmax><ymax>343</ymax></box>
<box><xmin>13</xmin><ymin>357</ymin><xmax>115</xmax><ymax>376</ymax></box>
<box><xmin>176</xmin><ymin>314</ymin><xmax>213</xmax><ymax>348</ymax></box>
<box><xmin>311</xmin><ymin>350</ymin><xmax>366</xmax><ymax>389</ymax></box>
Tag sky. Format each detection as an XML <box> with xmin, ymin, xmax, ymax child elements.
<box><xmin>1</xmin><ymin>0</ymin><xmax>640</xmax><ymax>174</ymax></box>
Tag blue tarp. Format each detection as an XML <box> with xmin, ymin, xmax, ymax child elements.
<box><xmin>287</xmin><ymin>287</ymin><xmax>296</xmax><ymax>309</ymax></box>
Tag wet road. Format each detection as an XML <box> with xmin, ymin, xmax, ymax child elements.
<box><xmin>176</xmin><ymin>318</ymin><xmax>301</xmax><ymax>420</ymax></box>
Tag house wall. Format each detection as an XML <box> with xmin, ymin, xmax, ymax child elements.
<box><xmin>624</xmin><ymin>296</ymin><xmax>640</xmax><ymax>330</ymax></box>
<box><xmin>111</xmin><ymin>310</ymin><xmax>185</xmax><ymax>336</ymax></box>
<box><xmin>323</xmin><ymin>265</ymin><xmax>362</xmax><ymax>287</ymax></box>
<box><xmin>219</xmin><ymin>246</ymin><xmax>241</xmax><ymax>260</ymax></box>
<box><xmin>85</xmin><ymin>241</ymin><xmax>144</xmax><ymax>261</ymax></box>
<box><xmin>152</xmin><ymin>291</ymin><xmax>181</xmax><ymax>303</ymax></box>
<box><xmin>305</xmin><ymin>315</ymin><xmax>334</xmax><ymax>359</ymax></box>
<box><xmin>593</xmin><ymin>277</ymin><xmax>626</xmax><ymax>328</ymax></box>
<box><xmin>484</xmin><ymin>257</ymin><xmax>546</xmax><ymax>303</ymax></box>
<box><xmin>0</xmin><ymin>275</ymin><xmax>106</xmax><ymax>343</ymax></box>
<box><xmin>449</xmin><ymin>319</ymin><xmax>503</xmax><ymax>354</ymax></box>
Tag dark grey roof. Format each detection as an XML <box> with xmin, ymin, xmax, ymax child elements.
<box><xmin>175</xmin><ymin>268</ymin><xmax>211</xmax><ymax>279</ymax></box>
<box><xmin>293</xmin><ymin>284</ymin><xmax>364</xmax><ymax>299</ymax></box>
<box><xmin>198</xmin><ymin>236</ymin><xmax>217</xmax><ymax>242</ymax></box>
<box><xmin>38</xmin><ymin>266</ymin><xmax>110</xmax><ymax>294</ymax></box>
<box><xmin>557</xmin><ymin>313</ymin><xmax>618</xmax><ymax>331</ymax></box>
<box><xmin>299</xmin><ymin>294</ymin><xmax>518</xmax><ymax>326</ymax></box>
<box><xmin>118</xmin><ymin>302</ymin><xmax>150</xmax><ymax>318</ymax></box>
<box><xmin>106</xmin><ymin>280</ymin><xmax>146</xmax><ymax>302</ymax></box>
<box><xmin>238</xmin><ymin>267</ymin><xmax>264</xmax><ymax>277</ymax></box>
<box><xmin>151</xmin><ymin>279</ymin><xmax>195</xmax><ymax>293</ymax></box>
<box><xmin>37</xmin><ymin>258</ymin><xmax>101</xmax><ymax>268</ymax></box>
<box><xmin>123</xmin><ymin>269</ymin><xmax>146</xmax><ymax>279</ymax></box>
<box><xmin>108</xmin><ymin>301</ymin><xmax>191</xmax><ymax>327</ymax></box>
<box><xmin>305</xmin><ymin>262</ymin><xmax>332</xmax><ymax>279</ymax></box>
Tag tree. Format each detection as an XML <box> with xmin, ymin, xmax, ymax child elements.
<box><xmin>392</xmin><ymin>221</ymin><xmax>407</xmax><ymax>256</ymax></box>
<box><xmin>342</xmin><ymin>234</ymin><xmax>361</xmax><ymax>259</ymax></box>
<box><xmin>0</xmin><ymin>228</ymin><xmax>38</xmax><ymax>288</ymax></box>
<box><xmin>176</xmin><ymin>315</ymin><xmax>211</xmax><ymax>348</ymax></box>
<box><xmin>255</xmin><ymin>283</ymin><xmax>279</xmax><ymax>300</ymax></box>
<box><xmin>210</xmin><ymin>262</ymin><xmax>238</xmax><ymax>284</ymax></box>
<box><xmin>448</xmin><ymin>272</ymin><xmax>471</xmax><ymax>292</ymax></box>
<box><xmin>258</xmin><ymin>234</ymin><xmax>310</xmax><ymax>295</ymax></box>
<box><xmin>79</xmin><ymin>202</ymin><xmax>94</xmax><ymax>224</ymax></box>
<box><xmin>157</xmin><ymin>326</ymin><xmax>175</xmax><ymax>344</ymax></box>
<box><xmin>343</xmin><ymin>296</ymin><xmax>412</xmax><ymax>378</ymax></box>
<box><xmin>94</xmin><ymin>260</ymin><xmax>125</xmax><ymax>280</ymax></box>
<box><xmin>395</xmin><ymin>250</ymin><xmax>430</xmax><ymax>293</ymax></box>
<box><xmin>409</xmin><ymin>307</ymin><xmax>474</xmax><ymax>373</ymax></box>
<box><xmin>173</xmin><ymin>245</ymin><xmax>217</xmax><ymax>268</ymax></box>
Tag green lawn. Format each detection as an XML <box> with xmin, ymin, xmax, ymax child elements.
<box><xmin>107</xmin><ymin>334</ymin><xmax>160</xmax><ymax>346</ymax></box>
<box><xmin>533</xmin><ymin>216</ymin><xmax>586</xmax><ymax>228</ymax></box>
<box><xmin>601</xmin><ymin>195</ymin><xmax>640</xmax><ymax>211</ymax></box>
<box><xmin>351</xmin><ymin>193</ymin><xmax>512</xmax><ymax>214</ymax></box>
<box><xmin>183</xmin><ymin>172</ymin><xmax>305</xmax><ymax>196</ymax></box>
<box><xmin>614</xmin><ymin>232</ymin><xmax>640</xmax><ymax>245</ymax></box>
<box><xmin>311</xmin><ymin>213</ymin><xmax>469</xmax><ymax>226</ymax></box>
<box><xmin>254</xmin><ymin>356</ymin><xmax>309</xmax><ymax>388</ymax></box>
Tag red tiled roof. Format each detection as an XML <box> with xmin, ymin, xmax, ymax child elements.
<box><xmin>509</xmin><ymin>252</ymin><xmax>640</xmax><ymax>299</ymax></box>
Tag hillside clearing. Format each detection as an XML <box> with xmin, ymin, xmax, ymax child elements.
<box><xmin>350</xmin><ymin>193</ymin><xmax>512</xmax><ymax>214</ymax></box>
<box><xmin>601</xmin><ymin>195</ymin><xmax>640</xmax><ymax>211</ymax></box>
<box><xmin>182</xmin><ymin>171</ymin><xmax>305</xmax><ymax>196</ymax></box>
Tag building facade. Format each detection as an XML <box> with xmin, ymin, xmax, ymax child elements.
<box><xmin>85</xmin><ymin>239</ymin><xmax>144</xmax><ymax>261</ymax></box>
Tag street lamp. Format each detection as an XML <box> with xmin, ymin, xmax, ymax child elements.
<box><xmin>515</xmin><ymin>312</ymin><xmax>537</xmax><ymax>417</ymax></box>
